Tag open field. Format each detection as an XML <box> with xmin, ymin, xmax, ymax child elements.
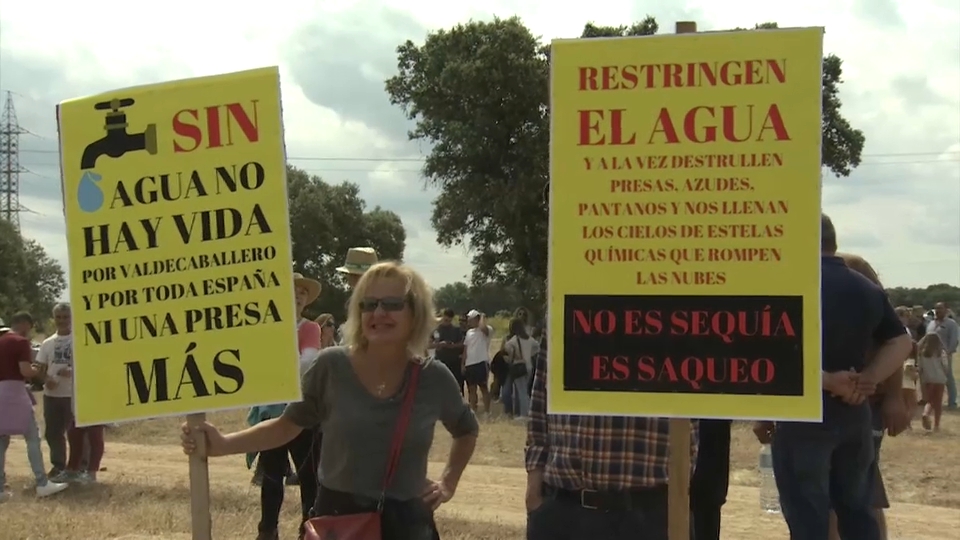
<box><xmin>4</xmin><ymin>397</ymin><xmax>960</xmax><ymax>540</ymax></box>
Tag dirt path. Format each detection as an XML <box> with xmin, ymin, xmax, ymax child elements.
<box><xmin>9</xmin><ymin>441</ymin><xmax>955</xmax><ymax>540</ymax></box>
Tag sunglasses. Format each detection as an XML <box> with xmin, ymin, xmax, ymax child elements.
<box><xmin>359</xmin><ymin>296</ymin><xmax>408</xmax><ymax>313</ymax></box>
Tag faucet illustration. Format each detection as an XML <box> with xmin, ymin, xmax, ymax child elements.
<box><xmin>80</xmin><ymin>98</ymin><xmax>158</xmax><ymax>170</ymax></box>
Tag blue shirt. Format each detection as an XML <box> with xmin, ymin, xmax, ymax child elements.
<box><xmin>818</xmin><ymin>256</ymin><xmax>905</xmax><ymax>425</ymax></box>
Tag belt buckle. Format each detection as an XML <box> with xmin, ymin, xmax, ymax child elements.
<box><xmin>580</xmin><ymin>489</ymin><xmax>599</xmax><ymax>510</ymax></box>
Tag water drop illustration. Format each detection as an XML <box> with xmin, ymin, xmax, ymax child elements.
<box><xmin>77</xmin><ymin>171</ymin><xmax>104</xmax><ymax>213</ymax></box>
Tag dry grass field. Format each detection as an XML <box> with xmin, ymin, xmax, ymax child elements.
<box><xmin>4</xmin><ymin>400</ymin><xmax>960</xmax><ymax>540</ymax></box>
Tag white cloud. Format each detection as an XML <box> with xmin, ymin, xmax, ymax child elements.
<box><xmin>2</xmin><ymin>0</ymin><xmax>959</xmax><ymax>303</ymax></box>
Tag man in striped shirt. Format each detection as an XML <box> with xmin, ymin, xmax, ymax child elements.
<box><xmin>525</xmin><ymin>339</ymin><xmax>698</xmax><ymax>540</ymax></box>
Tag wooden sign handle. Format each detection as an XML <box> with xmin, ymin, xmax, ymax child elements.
<box><xmin>667</xmin><ymin>20</ymin><xmax>699</xmax><ymax>540</ymax></box>
<box><xmin>187</xmin><ymin>412</ymin><xmax>213</xmax><ymax>540</ymax></box>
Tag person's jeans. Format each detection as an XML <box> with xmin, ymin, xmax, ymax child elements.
<box><xmin>512</xmin><ymin>374</ymin><xmax>530</xmax><ymax>416</ymax></box>
<box><xmin>259</xmin><ymin>427</ymin><xmax>320</xmax><ymax>533</ymax></box>
<box><xmin>0</xmin><ymin>413</ymin><xmax>49</xmax><ymax>487</ymax></box>
<box><xmin>945</xmin><ymin>353</ymin><xmax>957</xmax><ymax>407</ymax></box>
<box><xmin>500</xmin><ymin>373</ymin><xmax>514</xmax><ymax>412</ymax></box>
<box><xmin>527</xmin><ymin>485</ymin><xmax>683</xmax><ymax>540</ymax></box>
<box><xmin>772</xmin><ymin>415</ymin><xmax>880</xmax><ymax>540</ymax></box>
<box><xmin>42</xmin><ymin>395</ymin><xmax>73</xmax><ymax>472</ymax></box>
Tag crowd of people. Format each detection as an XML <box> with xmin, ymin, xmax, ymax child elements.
<box><xmin>1</xmin><ymin>221</ymin><xmax>957</xmax><ymax>540</ymax></box>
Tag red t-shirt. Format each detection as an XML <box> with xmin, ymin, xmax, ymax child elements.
<box><xmin>0</xmin><ymin>331</ymin><xmax>31</xmax><ymax>381</ymax></box>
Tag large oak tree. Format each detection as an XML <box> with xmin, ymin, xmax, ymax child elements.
<box><xmin>386</xmin><ymin>18</ymin><xmax>865</xmax><ymax>309</ymax></box>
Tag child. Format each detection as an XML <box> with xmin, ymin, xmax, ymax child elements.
<box><xmin>917</xmin><ymin>333</ymin><xmax>949</xmax><ymax>431</ymax></box>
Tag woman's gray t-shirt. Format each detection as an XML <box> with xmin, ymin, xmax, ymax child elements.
<box><xmin>283</xmin><ymin>347</ymin><xmax>478</xmax><ymax>501</ymax></box>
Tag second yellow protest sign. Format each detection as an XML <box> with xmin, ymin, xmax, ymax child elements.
<box><xmin>548</xmin><ymin>28</ymin><xmax>824</xmax><ymax>421</ymax></box>
<box><xmin>58</xmin><ymin>67</ymin><xmax>300</xmax><ymax>426</ymax></box>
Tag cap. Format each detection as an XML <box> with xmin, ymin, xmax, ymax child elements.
<box><xmin>466</xmin><ymin>309</ymin><xmax>481</xmax><ymax>319</ymax></box>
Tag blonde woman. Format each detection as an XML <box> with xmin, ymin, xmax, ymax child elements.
<box><xmin>315</xmin><ymin>313</ymin><xmax>337</xmax><ymax>349</ymax></box>
<box><xmin>181</xmin><ymin>262</ymin><xmax>479</xmax><ymax>540</ymax></box>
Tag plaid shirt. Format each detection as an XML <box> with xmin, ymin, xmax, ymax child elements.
<box><xmin>525</xmin><ymin>345</ymin><xmax>698</xmax><ymax>490</ymax></box>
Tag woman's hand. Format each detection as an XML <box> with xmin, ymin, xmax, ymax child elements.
<box><xmin>421</xmin><ymin>479</ymin><xmax>454</xmax><ymax>511</ymax></box>
<box><xmin>180</xmin><ymin>421</ymin><xmax>229</xmax><ymax>457</ymax></box>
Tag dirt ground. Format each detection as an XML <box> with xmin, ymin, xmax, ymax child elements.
<box><xmin>3</xmin><ymin>402</ymin><xmax>960</xmax><ymax>540</ymax></box>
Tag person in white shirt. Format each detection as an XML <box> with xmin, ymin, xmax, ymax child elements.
<box><xmin>462</xmin><ymin>309</ymin><xmax>493</xmax><ymax>413</ymax></box>
<box><xmin>34</xmin><ymin>303</ymin><xmax>82</xmax><ymax>480</ymax></box>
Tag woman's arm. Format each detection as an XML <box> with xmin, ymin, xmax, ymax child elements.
<box><xmin>441</xmin><ymin>433</ymin><xmax>477</xmax><ymax>493</ymax></box>
<box><xmin>221</xmin><ymin>416</ymin><xmax>303</xmax><ymax>455</ymax></box>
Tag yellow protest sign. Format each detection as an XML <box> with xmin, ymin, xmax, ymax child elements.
<box><xmin>58</xmin><ymin>67</ymin><xmax>300</xmax><ymax>426</ymax></box>
<box><xmin>548</xmin><ymin>28</ymin><xmax>824</xmax><ymax>421</ymax></box>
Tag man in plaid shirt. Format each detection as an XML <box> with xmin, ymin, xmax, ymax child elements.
<box><xmin>524</xmin><ymin>336</ymin><xmax>698</xmax><ymax>540</ymax></box>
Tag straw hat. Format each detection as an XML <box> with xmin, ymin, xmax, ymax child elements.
<box><xmin>293</xmin><ymin>273</ymin><xmax>322</xmax><ymax>304</ymax></box>
<box><xmin>336</xmin><ymin>247</ymin><xmax>378</xmax><ymax>276</ymax></box>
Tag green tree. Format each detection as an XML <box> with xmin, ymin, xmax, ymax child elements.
<box><xmin>0</xmin><ymin>219</ymin><xmax>67</xmax><ymax>329</ymax></box>
<box><xmin>886</xmin><ymin>284</ymin><xmax>960</xmax><ymax>310</ymax></box>
<box><xmin>434</xmin><ymin>280</ymin><xmax>525</xmax><ymax>318</ymax></box>
<box><xmin>434</xmin><ymin>281</ymin><xmax>472</xmax><ymax>314</ymax></box>
<box><xmin>286</xmin><ymin>165</ymin><xmax>407</xmax><ymax>321</ymax></box>
<box><xmin>386</xmin><ymin>17</ymin><xmax>865</xmax><ymax>303</ymax></box>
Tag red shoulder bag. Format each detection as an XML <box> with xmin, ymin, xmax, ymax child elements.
<box><xmin>303</xmin><ymin>363</ymin><xmax>422</xmax><ymax>540</ymax></box>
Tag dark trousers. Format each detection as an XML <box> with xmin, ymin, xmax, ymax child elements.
<box><xmin>527</xmin><ymin>485</ymin><xmax>683</xmax><ymax>540</ymax></box>
<box><xmin>312</xmin><ymin>485</ymin><xmax>440</xmax><ymax>540</ymax></box>
<box><xmin>440</xmin><ymin>359</ymin><xmax>464</xmax><ymax>395</ymax></box>
<box><xmin>259</xmin><ymin>428</ymin><xmax>321</xmax><ymax>533</ymax></box>
<box><xmin>773</xmin><ymin>415</ymin><xmax>880</xmax><ymax>540</ymax></box>
<box><xmin>690</xmin><ymin>420</ymin><xmax>731</xmax><ymax>540</ymax></box>
<box><xmin>42</xmin><ymin>395</ymin><xmax>73</xmax><ymax>472</ymax></box>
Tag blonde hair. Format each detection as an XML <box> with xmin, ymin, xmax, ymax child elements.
<box><xmin>341</xmin><ymin>261</ymin><xmax>436</xmax><ymax>359</ymax></box>
<box><xmin>315</xmin><ymin>313</ymin><xmax>334</xmax><ymax>327</ymax></box>
<box><xmin>918</xmin><ymin>333</ymin><xmax>944</xmax><ymax>358</ymax></box>
<box><xmin>837</xmin><ymin>252</ymin><xmax>882</xmax><ymax>287</ymax></box>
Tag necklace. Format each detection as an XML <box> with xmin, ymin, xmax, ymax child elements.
<box><xmin>375</xmin><ymin>382</ymin><xmax>387</xmax><ymax>396</ymax></box>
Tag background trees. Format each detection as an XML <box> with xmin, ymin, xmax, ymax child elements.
<box><xmin>0</xmin><ymin>219</ymin><xmax>66</xmax><ymax>329</ymax></box>
<box><xmin>286</xmin><ymin>165</ymin><xmax>406</xmax><ymax>321</ymax></box>
<box><xmin>386</xmin><ymin>17</ymin><xmax>866</xmax><ymax>311</ymax></box>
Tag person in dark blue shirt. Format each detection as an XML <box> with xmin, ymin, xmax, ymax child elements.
<box><xmin>754</xmin><ymin>214</ymin><xmax>911</xmax><ymax>540</ymax></box>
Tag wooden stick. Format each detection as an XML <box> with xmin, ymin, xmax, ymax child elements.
<box><xmin>668</xmin><ymin>21</ymin><xmax>698</xmax><ymax>540</ymax></box>
<box><xmin>187</xmin><ymin>412</ymin><xmax>213</xmax><ymax>540</ymax></box>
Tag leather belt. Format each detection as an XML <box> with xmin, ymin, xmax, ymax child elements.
<box><xmin>549</xmin><ymin>486</ymin><xmax>664</xmax><ymax>511</ymax></box>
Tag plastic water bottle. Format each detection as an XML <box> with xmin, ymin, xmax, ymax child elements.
<box><xmin>758</xmin><ymin>444</ymin><xmax>781</xmax><ymax>514</ymax></box>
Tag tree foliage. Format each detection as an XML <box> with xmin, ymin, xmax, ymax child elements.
<box><xmin>0</xmin><ymin>219</ymin><xmax>67</xmax><ymax>329</ymax></box>
<box><xmin>285</xmin><ymin>165</ymin><xmax>406</xmax><ymax>322</ymax></box>
<box><xmin>386</xmin><ymin>17</ymin><xmax>866</xmax><ymax>302</ymax></box>
<box><xmin>886</xmin><ymin>284</ymin><xmax>960</xmax><ymax>310</ymax></box>
<box><xmin>434</xmin><ymin>280</ymin><xmax>523</xmax><ymax>317</ymax></box>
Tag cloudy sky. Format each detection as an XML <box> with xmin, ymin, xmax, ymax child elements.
<box><xmin>1</xmin><ymin>0</ymin><xmax>958</xmax><ymax>300</ymax></box>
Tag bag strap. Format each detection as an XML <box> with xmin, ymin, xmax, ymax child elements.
<box><xmin>378</xmin><ymin>362</ymin><xmax>422</xmax><ymax>507</ymax></box>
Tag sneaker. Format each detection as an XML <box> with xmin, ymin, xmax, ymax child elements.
<box><xmin>50</xmin><ymin>471</ymin><xmax>74</xmax><ymax>483</ymax></box>
<box><xmin>47</xmin><ymin>468</ymin><xmax>62</xmax><ymax>478</ymax></box>
<box><xmin>73</xmin><ymin>472</ymin><xmax>97</xmax><ymax>485</ymax></box>
<box><xmin>0</xmin><ymin>491</ymin><xmax>11</xmax><ymax>503</ymax></box>
<box><xmin>256</xmin><ymin>530</ymin><xmax>278</xmax><ymax>540</ymax></box>
<box><xmin>36</xmin><ymin>481</ymin><xmax>69</xmax><ymax>498</ymax></box>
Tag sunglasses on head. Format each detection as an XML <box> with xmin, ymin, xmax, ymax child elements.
<box><xmin>359</xmin><ymin>296</ymin><xmax>408</xmax><ymax>313</ymax></box>
<box><xmin>323</xmin><ymin>321</ymin><xmax>335</xmax><ymax>328</ymax></box>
